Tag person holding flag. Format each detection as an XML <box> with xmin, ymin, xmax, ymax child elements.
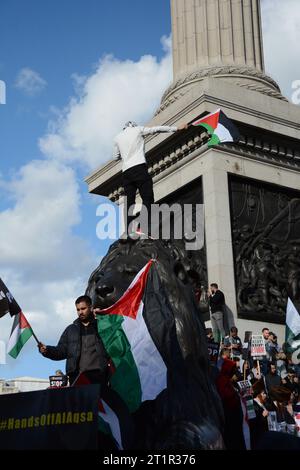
<box><xmin>113</xmin><ymin>121</ymin><xmax>188</xmax><ymax>235</ymax></box>
<box><xmin>38</xmin><ymin>295</ymin><xmax>109</xmax><ymax>386</ymax></box>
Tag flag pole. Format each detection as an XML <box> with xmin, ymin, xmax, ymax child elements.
<box><xmin>31</xmin><ymin>329</ymin><xmax>41</xmax><ymax>345</ymax></box>
<box><xmin>22</xmin><ymin>312</ymin><xmax>41</xmax><ymax>345</ymax></box>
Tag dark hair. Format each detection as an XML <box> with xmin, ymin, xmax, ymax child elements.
<box><xmin>230</xmin><ymin>326</ymin><xmax>238</xmax><ymax>333</ymax></box>
<box><xmin>262</xmin><ymin>327</ymin><xmax>269</xmax><ymax>333</ymax></box>
<box><xmin>269</xmin><ymin>331</ymin><xmax>275</xmax><ymax>336</ymax></box>
<box><xmin>220</xmin><ymin>348</ymin><xmax>229</xmax><ymax>356</ymax></box>
<box><xmin>210</xmin><ymin>283</ymin><xmax>218</xmax><ymax>289</ymax></box>
<box><xmin>75</xmin><ymin>295</ymin><xmax>92</xmax><ymax>306</ymax></box>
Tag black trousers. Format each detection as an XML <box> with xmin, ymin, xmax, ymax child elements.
<box><xmin>122</xmin><ymin>163</ymin><xmax>154</xmax><ymax>232</ymax></box>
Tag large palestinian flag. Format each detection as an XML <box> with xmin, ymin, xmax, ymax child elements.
<box><xmin>192</xmin><ymin>108</ymin><xmax>240</xmax><ymax>147</ymax></box>
<box><xmin>0</xmin><ymin>277</ymin><xmax>22</xmax><ymax>318</ymax></box>
<box><xmin>285</xmin><ymin>298</ymin><xmax>300</xmax><ymax>365</ymax></box>
<box><xmin>96</xmin><ymin>260</ymin><xmax>183</xmax><ymax>413</ymax></box>
<box><xmin>7</xmin><ymin>311</ymin><xmax>33</xmax><ymax>358</ymax></box>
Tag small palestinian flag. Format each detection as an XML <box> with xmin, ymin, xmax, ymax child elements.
<box><xmin>7</xmin><ymin>311</ymin><xmax>33</xmax><ymax>358</ymax></box>
<box><xmin>97</xmin><ymin>260</ymin><xmax>183</xmax><ymax>413</ymax></box>
<box><xmin>0</xmin><ymin>277</ymin><xmax>22</xmax><ymax>318</ymax></box>
<box><xmin>192</xmin><ymin>108</ymin><xmax>240</xmax><ymax>147</ymax></box>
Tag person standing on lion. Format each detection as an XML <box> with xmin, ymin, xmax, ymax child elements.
<box><xmin>113</xmin><ymin>121</ymin><xmax>188</xmax><ymax>235</ymax></box>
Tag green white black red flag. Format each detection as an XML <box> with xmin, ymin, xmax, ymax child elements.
<box><xmin>7</xmin><ymin>311</ymin><xmax>34</xmax><ymax>358</ymax></box>
<box><xmin>96</xmin><ymin>260</ymin><xmax>185</xmax><ymax>413</ymax></box>
<box><xmin>192</xmin><ymin>108</ymin><xmax>240</xmax><ymax>147</ymax></box>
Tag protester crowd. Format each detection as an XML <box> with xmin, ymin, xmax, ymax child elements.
<box><xmin>206</xmin><ymin>325</ymin><xmax>300</xmax><ymax>449</ymax></box>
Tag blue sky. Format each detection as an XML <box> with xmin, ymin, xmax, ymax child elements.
<box><xmin>0</xmin><ymin>0</ymin><xmax>300</xmax><ymax>381</ymax></box>
<box><xmin>0</xmin><ymin>0</ymin><xmax>172</xmax><ymax>380</ymax></box>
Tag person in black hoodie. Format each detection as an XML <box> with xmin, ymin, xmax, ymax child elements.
<box><xmin>38</xmin><ymin>295</ymin><xmax>109</xmax><ymax>385</ymax></box>
<box><xmin>208</xmin><ymin>283</ymin><xmax>226</xmax><ymax>342</ymax></box>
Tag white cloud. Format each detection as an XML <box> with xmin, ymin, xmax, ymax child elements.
<box><xmin>261</xmin><ymin>0</ymin><xmax>300</xmax><ymax>99</ymax></box>
<box><xmin>15</xmin><ymin>67</ymin><xmax>47</xmax><ymax>96</ymax></box>
<box><xmin>1</xmin><ymin>37</ymin><xmax>172</xmax><ymax>350</ymax></box>
<box><xmin>0</xmin><ymin>159</ymin><xmax>95</xmax><ymax>344</ymax></box>
<box><xmin>39</xmin><ymin>36</ymin><xmax>172</xmax><ymax>170</ymax></box>
<box><xmin>0</xmin><ymin>159</ymin><xmax>92</xmax><ymax>280</ymax></box>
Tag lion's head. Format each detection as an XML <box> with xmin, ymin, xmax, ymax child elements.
<box><xmin>86</xmin><ymin>237</ymin><xmax>207</xmax><ymax>360</ymax></box>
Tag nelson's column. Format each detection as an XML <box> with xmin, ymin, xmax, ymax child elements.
<box><xmin>86</xmin><ymin>0</ymin><xmax>300</xmax><ymax>341</ymax></box>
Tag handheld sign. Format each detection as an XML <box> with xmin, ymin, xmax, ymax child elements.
<box><xmin>49</xmin><ymin>375</ymin><xmax>68</xmax><ymax>388</ymax></box>
<box><xmin>237</xmin><ymin>380</ymin><xmax>252</xmax><ymax>397</ymax></box>
<box><xmin>250</xmin><ymin>334</ymin><xmax>266</xmax><ymax>358</ymax></box>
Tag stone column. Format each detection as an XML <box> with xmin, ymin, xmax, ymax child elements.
<box><xmin>160</xmin><ymin>0</ymin><xmax>283</xmax><ymax>108</ymax></box>
<box><xmin>171</xmin><ymin>0</ymin><xmax>264</xmax><ymax>79</ymax></box>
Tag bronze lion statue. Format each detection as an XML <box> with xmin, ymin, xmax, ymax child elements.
<box><xmin>86</xmin><ymin>238</ymin><xmax>224</xmax><ymax>449</ymax></box>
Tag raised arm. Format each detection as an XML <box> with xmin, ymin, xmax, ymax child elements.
<box><xmin>141</xmin><ymin>123</ymin><xmax>187</xmax><ymax>136</ymax></box>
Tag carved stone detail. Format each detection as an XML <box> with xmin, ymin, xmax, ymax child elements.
<box><xmin>108</xmin><ymin>131</ymin><xmax>300</xmax><ymax>203</ymax></box>
<box><xmin>229</xmin><ymin>177</ymin><xmax>300</xmax><ymax>323</ymax></box>
<box><xmin>155</xmin><ymin>66</ymin><xmax>285</xmax><ymax>115</ymax></box>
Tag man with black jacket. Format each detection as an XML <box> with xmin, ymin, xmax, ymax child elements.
<box><xmin>38</xmin><ymin>295</ymin><xmax>109</xmax><ymax>386</ymax></box>
<box><xmin>208</xmin><ymin>283</ymin><xmax>226</xmax><ymax>343</ymax></box>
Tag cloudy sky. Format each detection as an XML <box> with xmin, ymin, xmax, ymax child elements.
<box><xmin>0</xmin><ymin>0</ymin><xmax>299</xmax><ymax>379</ymax></box>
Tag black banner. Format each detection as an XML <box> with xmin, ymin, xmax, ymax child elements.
<box><xmin>0</xmin><ymin>277</ymin><xmax>22</xmax><ymax>318</ymax></box>
<box><xmin>0</xmin><ymin>384</ymin><xmax>99</xmax><ymax>449</ymax></box>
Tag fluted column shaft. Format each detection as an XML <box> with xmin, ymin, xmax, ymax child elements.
<box><xmin>171</xmin><ymin>0</ymin><xmax>264</xmax><ymax>80</ymax></box>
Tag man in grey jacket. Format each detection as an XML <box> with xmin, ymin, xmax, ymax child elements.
<box><xmin>113</xmin><ymin>121</ymin><xmax>187</xmax><ymax>235</ymax></box>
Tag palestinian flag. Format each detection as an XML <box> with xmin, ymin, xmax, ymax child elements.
<box><xmin>98</xmin><ymin>399</ymin><xmax>123</xmax><ymax>449</ymax></box>
<box><xmin>192</xmin><ymin>108</ymin><xmax>240</xmax><ymax>147</ymax></box>
<box><xmin>0</xmin><ymin>277</ymin><xmax>22</xmax><ymax>318</ymax></box>
<box><xmin>96</xmin><ymin>260</ymin><xmax>183</xmax><ymax>413</ymax></box>
<box><xmin>7</xmin><ymin>311</ymin><xmax>33</xmax><ymax>358</ymax></box>
<box><xmin>285</xmin><ymin>297</ymin><xmax>300</xmax><ymax>364</ymax></box>
<box><xmin>73</xmin><ymin>373</ymin><xmax>134</xmax><ymax>450</ymax></box>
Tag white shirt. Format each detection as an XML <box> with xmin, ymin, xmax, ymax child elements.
<box><xmin>113</xmin><ymin>125</ymin><xmax>178</xmax><ymax>172</ymax></box>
